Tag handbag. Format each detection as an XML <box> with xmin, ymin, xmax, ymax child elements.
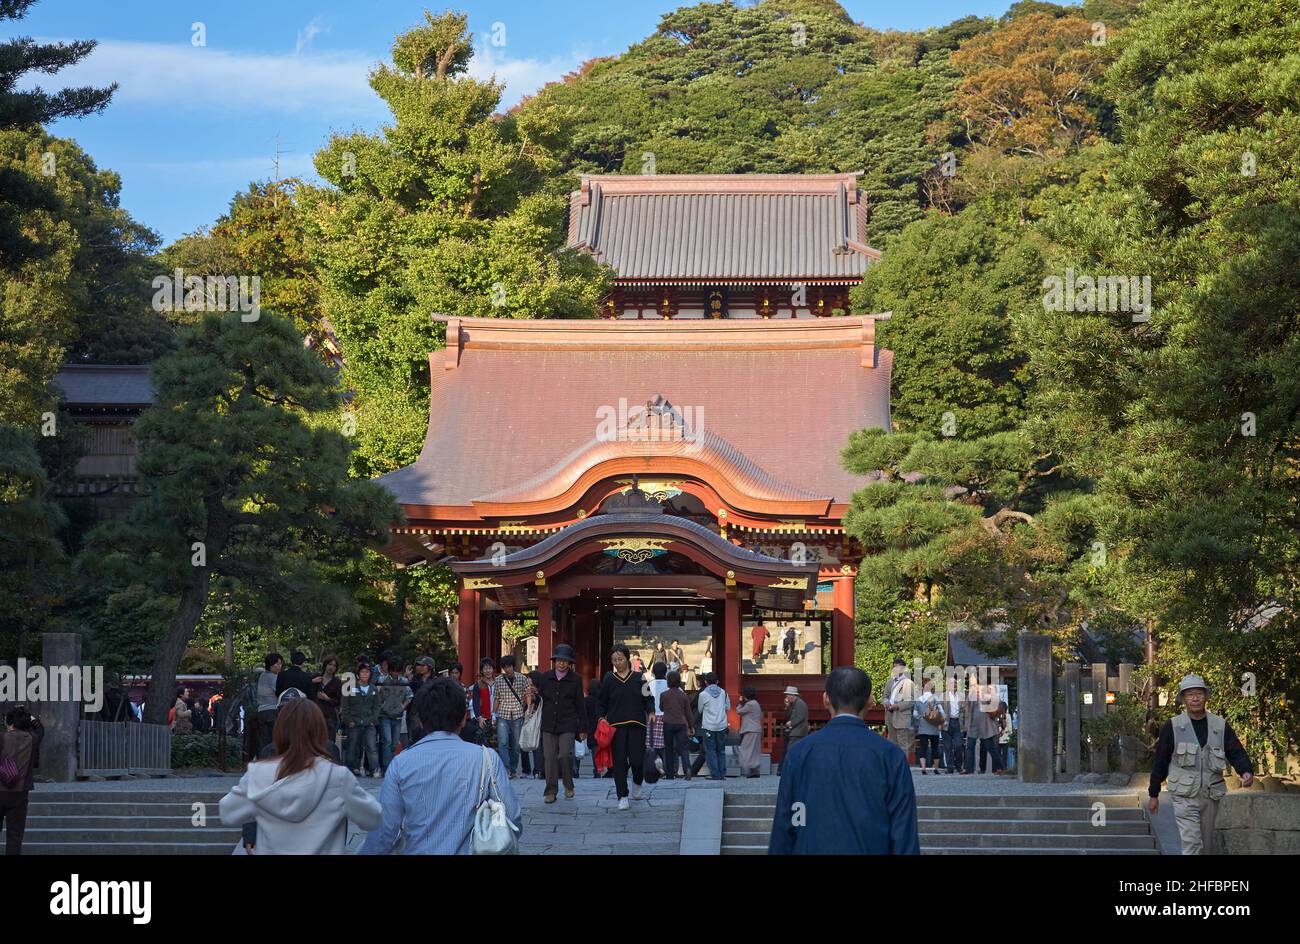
<box><xmin>574</xmin><ymin>737</ymin><xmax>588</xmax><ymax>760</ymax></box>
<box><xmin>472</xmin><ymin>746</ymin><xmax>520</xmax><ymax>855</ymax></box>
<box><xmin>519</xmin><ymin>699</ymin><xmax>543</xmax><ymax>753</ymax></box>
<box><xmin>923</xmin><ymin>698</ymin><xmax>944</xmax><ymax>727</ymax></box>
<box><xmin>0</xmin><ymin>745</ymin><xmax>18</xmax><ymax>789</ymax></box>
<box><xmin>641</xmin><ymin>724</ymin><xmax>662</xmax><ymax>784</ymax></box>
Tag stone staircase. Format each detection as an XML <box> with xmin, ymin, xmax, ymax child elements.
<box><xmin>615</xmin><ymin>620</ymin><xmax>712</xmax><ymax>671</ymax></box>
<box><xmin>721</xmin><ymin>791</ymin><xmax>1160</xmax><ymax>855</ymax></box>
<box><xmin>14</xmin><ymin>789</ymin><xmax>242</xmax><ymax>855</ymax></box>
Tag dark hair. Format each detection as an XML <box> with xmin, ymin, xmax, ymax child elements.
<box><xmin>291</xmin><ymin>650</ymin><xmax>307</xmax><ymax>666</ymax></box>
<box><xmin>271</xmin><ymin>699</ymin><xmax>332</xmax><ymax>781</ymax></box>
<box><xmin>479</xmin><ymin>658</ymin><xmax>495</xmax><ymax>672</ymax></box>
<box><xmin>670</xmin><ymin>639</ymin><xmax>679</xmax><ymax>647</ymax></box>
<box><xmin>527</xmin><ymin>670</ymin><xmax>542</xmax><ymax>689</ymax></box>
<box><xmin>264</xmin><ymin>652</ymin><xmax>282</xmax><ymax>671</ymax></box>
<box><xmin>892</xmin><ymin>657</ymin><xmax>906</xmax><ymax>667</ymax></box>
<box><xmin>742</xmin><ymin>686</ymin><xmax>757</xmax><ymax>700</ymax></box>
<box><xmin>321</xmin><ymin>654</ymin><xmax>339</xmax><ymax>673</ymax></box>
<box><xmin>652</xmin><ymin>662</ymin><xmax>667</xmax><ymax>680</ymax></box>
<box><xmin>611</xmin><ymin>644</ymin><xmax>630</xmax><ymax>662</ymax></box>
<box><xmin>414</xmin><ymin>677</ymin><xmax>468</xmax><ymax>734</ymax></box>
<box><xmin>5</xmin><ymin>706</ymin><xmax>32</xmax><ymax>730</ymax></box>
<box><xmin>703</xmin><ymin>672</ymin><xmax>717</xmax><ymax>686</ymax></box>
<box><xmin>826</xmin><ymin>667</ymin><xmax>872</xmax><ymax>714</ymax></box>
<box><xmin>448</xmin><ymin>661</ymin><xmax>463</xmax><ymax>676</ymax></box>
<box><xmin>499</xmin><ymin>654</ymin><xmax>516</xmax><ymax>669</ymax></box>
<box><xmin>387</xmin><ymin>657</ymin><xmax>404</xmax><ymax>672</ymax></box>
<box><xmin>667</xmin><ymin>671</ymin><xmax>681</xmax><ymax>689</ymax></box>
<box><xmin>357</xmin><ymin>664</ymin><xmax>372</xmax><ymax>680</ymax></box>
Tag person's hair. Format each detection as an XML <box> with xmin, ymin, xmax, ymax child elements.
<box><xmin>742</xmin><ymin>686</ymin><xmax>757</xmax><ymax>700</ymax></box>
<box><xmin>291</xmin><ymin>650</ymin><xmax>306</xmax><ymax>666</ymax></box>
<box><xmin>387</xmin><ymin>657</ymin><xmax>404</xmax><ymax>672</ymax></box>
<box><xmin>667</xmin><ymin>671</ymin><xmax>681</xmax><ymax>689</ymax></box>
<box><xmin>479</xmin><ymin>658</ymin><xmax>495</xmax><ymax>672</ymax></box>
<box><xmin>264</xmin><ymin>652</ymin><xmax>282</xmax><ymax>671</ymax></box>
<box><xmin>499</xmin><ymin>654</ymin><xmax>516</xmax><ymax>669</ymax></box>
<box><xmin>527</xmin><ymin>670</ymin><xmax>542</xmax><ymax>688</ymax></box>
<box><xmin>655</xmin><ymin>641</ymin><xmax>664</xmax><ymax>650</ymax></box>
<box><xmin>357</xmin><ymin>664</ymin><xmax>372</xmax><ymax>681</ymax></box>
<box><xmin>652</xmin><ymin>662</ymin><xmax>667</xmax><ymax>680</ymax></box>
<box><xmin>321</xmin><ymin>654</ymin><xmax>338</xmax><ymax>673</ymax></box>
<box><xmin>449</xmin><ymin>661</ymin><xmax>463</xmax><ymax>677</ymax></box>
<box><xmin>414</xmin><ymin>677</ymin><xmax>467</xmax><ymax>733</ymax></box>
<box><xmin>5</xmin><ymin>706</ymin><xmax>32</xmax><ymax>730</ymax></box>
<box><xmin>892</xmin><ymin>657</ymin><xmax>906</xmax><ymax>667</ymax></box>
<box><xmin>703</xmin><ymin>672</ymin><xmax>717</xmax><ymax>686</ymax></box>
<box><xmin>611</xmin><ymin>644</ymin><xmax>630</xmax><ymax>662</ymax></box>
<box><xmin>670</xmin><ymin>639</ymin><xmax>679</xmax><ymax>647</ymax></box>
<box><xmin>271</xmin><ymin>698</ymin><xmax>333</xmax><ymax>781</ymax></box>
<box><xmin>826</xmin><ymin>667</ymin><xmax>872</xmax><ymax>714</ymax></box>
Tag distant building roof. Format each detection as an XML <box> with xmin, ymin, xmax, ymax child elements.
<box><xmin>948</xmin><ymin>628</ymin><xmax>1017</xmax><ymax>667</ymax></box>
<box><xmin>55</xmin><ymin>365</ymin><xmax>155</xmax><ymax>408</ymax></box>
<box><xmin>567</xmin><ymin>174</ymin><xmax>879</xmax><ymax>285</ymax></box>
<box><xmin>376</xmin><ymin>315</ymin><xmax>891</xmax><ymax>512</ymax></box>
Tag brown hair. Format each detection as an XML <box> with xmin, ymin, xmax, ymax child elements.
<box><xmin>271</xmin><ymin>698</ymin><xmax>333</xmax><ymax>781</ymax></box>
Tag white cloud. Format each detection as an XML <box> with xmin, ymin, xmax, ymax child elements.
<box><xmin>34</xmin><ymin>36</ymin><xmax>591</xmax><ymax>118</ymax></box>
<box><xmin>295</xmin><ymin>17</ymin><xmax>330</xmax><ymax>56</ymax></box>
<box><xmin>37</xmin><ymin>38</ymin><xmax>383</xmax><ymax>117</ymax></box>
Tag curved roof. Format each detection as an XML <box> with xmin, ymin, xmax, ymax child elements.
<box><xmin>567</xmin><ymin>174</ymin><xmax>878</xmax><ymax>283</ymax></box>
<box><xmin>376</xmin><ymin>315</ymin><xmax>892</xmax><ymax>514</ymax></box>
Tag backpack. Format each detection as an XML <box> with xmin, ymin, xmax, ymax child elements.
<box><xmin>923</xmin><ymin>698</ymin><xmax>944</xmax><ymax>727</ymax></box>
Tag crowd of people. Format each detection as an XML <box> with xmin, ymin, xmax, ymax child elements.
<box><xmin>881</xmin><ymin>659</ymin><xmax>1015</xmax><ymax>775</ymax></box>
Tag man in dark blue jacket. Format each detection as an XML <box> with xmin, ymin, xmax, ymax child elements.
<box><xmin>769</xmin><ymin>666</ymin><xmax>920</xmax><ymax>855</ymax></box>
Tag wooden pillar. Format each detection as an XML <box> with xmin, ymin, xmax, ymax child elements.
<box><xmin>722</xmin><ymin>589</ymin><xmax>740</xmax><ymax>699</ymax></box>
<box><xmin>537</xmin><ymin>595</ymin><xmax>553</xmax><ymax>669</ymax></box>
<box><xmin>574</xmin><ymin>608</ymin><xmax>597</xmax><ymax>689</ymax></box>
<box><xmin>457</xmin><ymin>586</ymin><xmax>478</xmax><ymax>674</ymax></box>
<box><xmin>832</xmin><ymin>574</ymin><xmax>855</xmax><ymax>670</ymax></box>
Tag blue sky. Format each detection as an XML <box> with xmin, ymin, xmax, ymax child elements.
<box><xmin>17</xmin><ymin>1</ymin><xmax>1011</xmax><ymax>244</ymax></box>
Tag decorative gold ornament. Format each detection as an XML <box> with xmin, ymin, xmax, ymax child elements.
<box><xmin>463</xmin><ymin>577</ymin><xmax>502</xmax><ymax>591</ymax></box>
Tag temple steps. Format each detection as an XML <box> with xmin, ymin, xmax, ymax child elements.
<box><xmin>720</xmin><ymin>792</ymin><xmax>1160</xmax><ymax>855</ymax></box>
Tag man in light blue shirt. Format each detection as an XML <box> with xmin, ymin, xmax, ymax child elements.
<box><xmin>361</xmin><ymin>677</ymin><xmax>522</xmax><ymax>855</ymax></box>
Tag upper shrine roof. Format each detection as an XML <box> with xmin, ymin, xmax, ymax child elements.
<box><xmin>566</xmin><ymin>173</ymin><xmax>879</xmax><ymax>285</ymax></box>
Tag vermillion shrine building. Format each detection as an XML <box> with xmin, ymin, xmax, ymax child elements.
<box><xmin>378</xmin><ymin>173</ymin><xmax>891</xmax><ymax>746</ymax></box>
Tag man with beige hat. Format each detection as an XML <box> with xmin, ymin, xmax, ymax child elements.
<box><xmin>1148</xmin><ymin>675</ymin><xmax>1254</xmax><ymax>854</ymax></box>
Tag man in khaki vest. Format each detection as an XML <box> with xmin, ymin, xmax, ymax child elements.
<box><xmin>882</xmin><ymin>658</ymin><xmax>916</xmax><ymax>756</ymax></box>
<box><xmin>1148</xmin><ymin>675</ymin><xmax>1254</xmax><ymax>855</ymax></box>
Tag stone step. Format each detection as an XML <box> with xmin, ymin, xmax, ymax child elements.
<box><xmin>918</xmin><ymin>805</ymin><xmax>1145</xmax><ymax>821</ymax></box>
<box><xmin>922</xmin><ymin>847</ymin><xmax>1159</xmax><ymax>855</ymax></box>
<box><xmin>25</xmin><ymin>815</ymin><xmax>241</xmax><ymax>829</ymax></box>
<box><xmin>22</xmin><ymin>827</ymin><xmax>246</xmax><ymax>843</ymax></box>
<box><xmin>9</xmin><ymin>841</ymin><xmax>239</xmax><ymax>856</ymax></box>
<box><xmin>28</xmin><ymin>801</ymin><xmax>232</xmax><ymax>817</ymax></box>
<box><xmin>921</xmin><ymin>832</ymin><xmax>1155</xmax><ymax>849</ymax></box>
<box><xmin>915</xmin><ymin>820</ymin><xmax>1153</xmax><ymax>835</ymax></box>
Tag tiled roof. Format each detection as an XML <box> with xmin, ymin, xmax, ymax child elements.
<box><xmin>55</xmin><ymin>365</ymin><xmax>155</xmax><ymax>407</ymax></box>
<box><xmin>567</xmin><ymin>174</ymin><xmax>878</xmax><ymax>284</ymax></box>
<box><xmin>376</xmin><ymin>316</ymin><xmax>891</xmax><ymax>512</ymax></box>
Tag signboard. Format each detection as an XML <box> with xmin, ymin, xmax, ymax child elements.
<box><xmin>525</xmin><ymin>636</ymin><xmax>538</xmax><ymax>668</ymax></box>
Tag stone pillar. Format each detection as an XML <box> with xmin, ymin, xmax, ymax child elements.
<box><xmin>40</xmin><ymin>632</ymin><xmax>83</xmax><ymax>782</ymax></box>
<box><xmin>1016</xmin><ymin>633</ymin><xmax>1053</xmax><ymax>783</ymax></box>
<box><xmin>1063</xmin><ymin>662</ymin><xmax>1081</xmax><ymax>776</ymax></box>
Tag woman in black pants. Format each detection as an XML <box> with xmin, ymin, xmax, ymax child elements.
<box><xmin>596</xmin><ymin>644</ymin><xmax>653</xmax><ymax>810</ymax></box>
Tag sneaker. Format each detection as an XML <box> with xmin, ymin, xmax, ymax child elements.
<box><xmin>631</xmin><ymin>784</ymin><xmax>643</xmax><ymax>800</ymax></box>
<box><xmin>618</xmin><ymin>797</ymin><xmax>630</xmax><ymax>811</ymax></box>
<box><xmin>655</xmin><ymin>757</ymin><xmax>665</xmax><ymax>774</ymax></box>
<box><xmin>564</xmin><ymin>787</ymin><xmax>575</xmax><ymax>799</ymax></box>
<box><xmin>544</xmin><ymin>794</ymin><xmax>557</xmax><ymax>804</ymax></box>
<box><xmin>371</xmin><ymin>770</ymin><xmax>382</xmax><ymax>779</ymax></box>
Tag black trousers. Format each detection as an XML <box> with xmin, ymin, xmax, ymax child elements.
<box><xmin>610</xmin><ymin>724</ymin><xmax>645</xmax><ymax>799</ymax></box>
<box><xmin>0</xmin><ymin>791</ymin><xmax>30</xmax><ymax>856</ymax></box>
<box><xmin>257</xmin><ymin>709</ymin><xmax>277</xmax><ymax>752</ymax></box>
<box><xmin>663</xmin><ymin>723</ymin><xmax>690</xmax><ymax>778</ymax></box>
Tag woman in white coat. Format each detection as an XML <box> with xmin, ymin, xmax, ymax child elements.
<box><xmin>220</xmin><ymin>698</ymin><xmax>381</xmax><ymax>854</ymax></box>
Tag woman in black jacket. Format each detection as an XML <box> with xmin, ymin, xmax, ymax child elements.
<box><xmin>596</xmin><ymin>645</ymin><xmax>654</xmax><ymax>810</ymax></box>
<box><xmin>535</xmin><ymin>644</ymin><xmax>586</xmax><ymax>802</ymax></box>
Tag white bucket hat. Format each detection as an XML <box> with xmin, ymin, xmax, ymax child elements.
<box><xmin>1176</xmin><ymin>674</ymin><xmax>1210</xmax><ymax>702</ymax></box>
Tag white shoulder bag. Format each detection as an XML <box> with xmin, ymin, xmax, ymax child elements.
<box><xmin>473</xmin><ymin>746</ymin><xmax>520</xmax><ymax>855</ymax></box>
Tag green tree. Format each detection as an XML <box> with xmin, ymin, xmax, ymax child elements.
<box><xmin>302</xmin><ymin>11</ymin><xmax>608</xmax><ymax>475</ymax></box>
<box><xmin>79</xmin><ymin>313</ymin><xmax>398</xmax><ymax>724</ymax></box>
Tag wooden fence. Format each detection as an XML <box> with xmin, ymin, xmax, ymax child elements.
<box><xmin>1053</xmin><ymin>662</ymin><xmax>1147</xmax><ymax>776</ymax></box>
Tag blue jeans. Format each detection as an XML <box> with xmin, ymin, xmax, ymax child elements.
<box><xmin>964</xmin><ymin>735</ymin><xmax>1003</xmax><ymax>774</ymax></box>
<box><xmin>701</xmin><ymin>728</ymin><xmax>727</xmax><ymax>780</ymax></box>
<box><xmin>378</xmin><ymin>716</ymin><xmax>403</xmax><ymax>771</ymax></box>
<box><xmin>345</xmin><ymin>723</ymin><xmax>378</xmax><ymax>773</ymax></box>
<box><xmin>497</xmin><ymin>717</ymin><xmax>523</xmax><ymax>774</ymax></box>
